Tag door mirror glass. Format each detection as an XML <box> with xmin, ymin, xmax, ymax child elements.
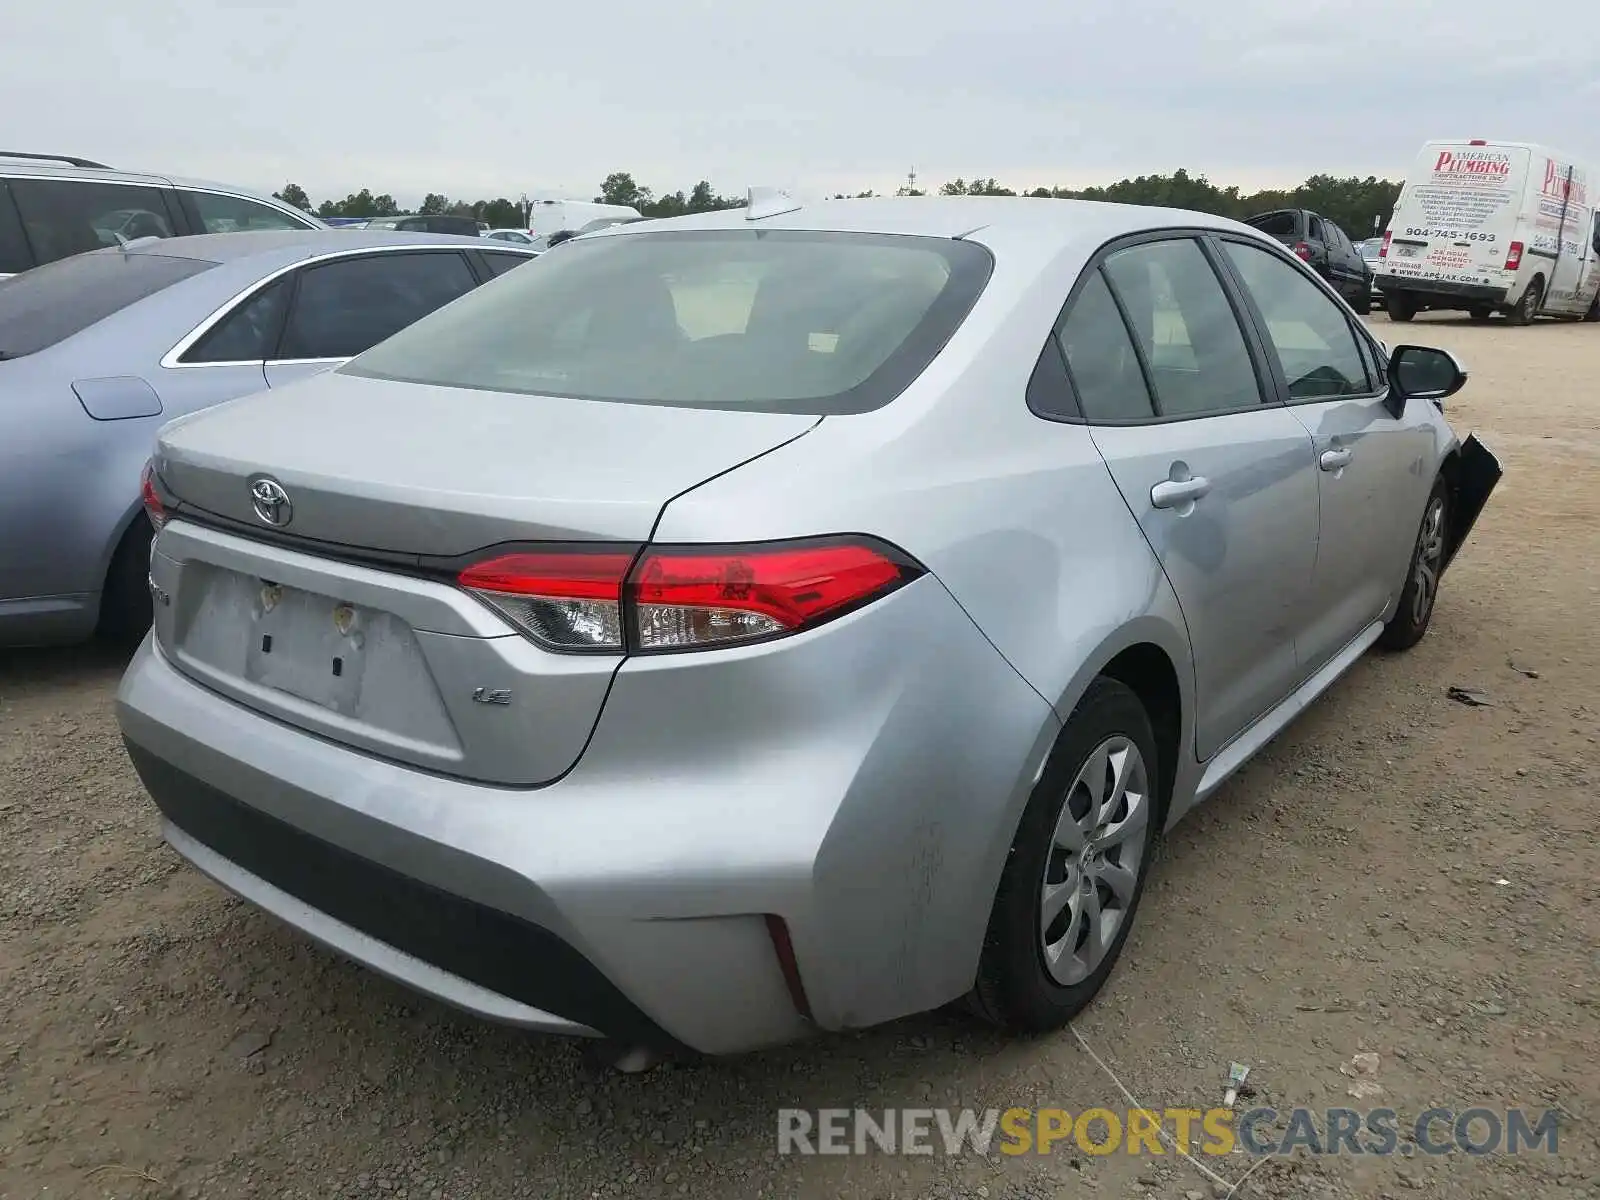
<box><xmin>1388</xmin><ymin>344</ymin><xmax>1467</xmax><ymax>402</ymax></box>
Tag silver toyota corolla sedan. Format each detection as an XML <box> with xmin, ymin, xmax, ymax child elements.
<box><xmin>116</xmin><ymin>196</ymin><xmax>1500</xmax><ymax>1064</ymax></box>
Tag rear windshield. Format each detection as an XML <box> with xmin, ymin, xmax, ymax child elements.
<box><xmin>1246</xmin><ymin>211</ymin><xmax>1299</xmax><ymax>237</ymax></box>
<box><xmin>0</xmin><ymin>250</ymin><xmax>213</xmax><ymax>358</ymax></box>
<box><xmin>342</xmin><ymin>229</ymin><xmax>992</xmax><ymax>415</ymax></box>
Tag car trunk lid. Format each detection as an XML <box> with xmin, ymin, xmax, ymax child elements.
<box><xmin>155</xmin><ymin>370</ymin><xmax>818</xmax><ymax>554</ymax></box>
<box><xmin>148</xmin><ymin>370</ymin><xmax>818</xmax><ymax>785</ymax></box>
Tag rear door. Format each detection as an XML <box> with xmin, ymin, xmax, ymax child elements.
<box><xmin>1064</xmin><ymin>233</ymin><xmax>1321</xmax><ymax>759</ymax></box>
<box><xmin>1217</xmin><ymin>236</ymin><xmax>1428</xmax><ymax>675</ymax></box>
<box><xmin>263</xmin><ymin>249</ymin><xmax>479</xmax><ymax>387</ymax></box>
<box><xmin>1385</xmin><ymin>142</ymin><xmax>1527</xmax><ymax>289</ymax></box>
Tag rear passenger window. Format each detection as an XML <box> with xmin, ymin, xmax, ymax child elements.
<box><xmin>182</xmin><ymin>277</ymin><xmax>290</xmax><ymax>363</ymax></box>
<box><xmin>278</xmin><ymin>251</ymin><xmax>477</xmax><ymax>360</ymax></box>
<box><xmin>1057</xmin><ymin>271</ymin><xmax>1154</xmax><ymax>421</ymax></box>
<box><xmin>8</xmin><ymin>179</ymin><xmax>176</xmax><ymax>267</ymax></box>
<box><xmin>483</xmin><ymin>251</ymin><xmax>534</xmax><ymax>277</ymax></box>
<box><xmin>1222</xmin><ymin>241</ymin><xmax>1372</xmax><ymax>400</ymax></box>
<box><xmin>1102</xmin><ymin>239</ymin><xmax>1263</xmax><ymax>418</ymax></box>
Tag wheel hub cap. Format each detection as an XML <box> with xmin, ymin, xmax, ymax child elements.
<box><xmin>1039</xmin><ymin>735</ymin><xmax>1151</xmax><ymax>987</ymax></box>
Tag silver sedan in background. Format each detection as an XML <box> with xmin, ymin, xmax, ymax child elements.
<box><xmin>118</xmin><ymin>197</ymin><xmax>1499</xmax><ymax>1064</ymax></box>
<box><xmin>0</xmin><ymin>230</ymin><xmax>538</xmax><ymax>648</ymax></box>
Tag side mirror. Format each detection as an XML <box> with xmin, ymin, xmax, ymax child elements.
<box><xmin>1387</xmin><ymin>344</ymin><xmax>1468</xmax><ymax>410</ymax></box>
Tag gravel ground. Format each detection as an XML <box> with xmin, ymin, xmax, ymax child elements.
<box><xmin>2</xmin><ymin>313</ymin><xmax>1597</xmax><ymax>1200</ymax></box>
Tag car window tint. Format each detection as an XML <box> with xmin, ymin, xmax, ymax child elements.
<box><xmin>0</xmin><ymin>185</ymin><xmax>30</xmax><ymax>274</ymax></box>
<box><xmin>0</xmin><ymin>251</ymin><xmax>213</xmax><ymax>357</ymax></box>
<box><xmin>342</xmin><ymin>230</ymin><xmax>994</xmax><ymax>416</ymax></box>
<box><xmin>189</xmin><ymin>191</ymin><xmax>309</xmax><ymax>233</ymax></box>
<box><xmin>483</xmin><ymin>251</ymin><xmax>534</xmax><ymax>276</ymax></box>
<box><xmin>1246</xmin><ymin>211</ymin><xmax>1297</xmax><ymax>237</ymax></box>
<box><xmin>278</xmin><ymin>252</ymin><xmax>478</xmax><ymax>360</ymax></box>
<box><xmin>1057</xmin><ymin>270</ymin><xmax>1155</xmax><ymax>421</ymax></box>
<box><xmin>182</xmin><ymin>277</ymin><xmax>290</xmax><ymax>363</ymax></box>
<box><xmin>1025</xmin><ymin>336</ymin><xmax>1075</xmax><ymax>420</ymax></box>
<box><xmin>8</xmin><ymin>178</ymin><xmax>176</xmax><ymax>267</ymax></box>
<box><xmin>1102</xmin><ymin>239</ymin><xmax>1262</xmax><ymax>418</ymax></box>
<box><xmin>1222</xmin><ymin>241</ymin><xmax>1372</xmax><ymax>400</ymax></box>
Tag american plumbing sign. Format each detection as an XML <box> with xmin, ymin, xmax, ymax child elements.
<box><xmin>1432</xmin><ymin>147</ymin><xmax>1514</xmax><ymax>178</ymax></box>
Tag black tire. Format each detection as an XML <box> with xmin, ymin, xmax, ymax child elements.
<box><xmin>96</xmin><ymin>515</ymin><xmax>154</xmax><ymax>647</ymax></box>
<box><xmin>1377</xmin><ymin>479</ymin><xmax>1449</xmax><ymax>653</ymax></box>
<box><xmin>1349</xmin><ymin>287</ymin><xmax>1371</xmax><ymax>315</ymax></box>
<box><xmin>970</xmin><ymin>677</ymin><xmax>1161</xmax><ymax>1033</ymax></box>
<box><xmin>1506</xmin><ymin>278</ymin><xmax>1542</xmax><ymax>326</ymax></box>
<box><xmin>1584</xmin><ymin>294</ymin><xmax>1599</xmax><ymax>323</ymax></box>
<box><xmin>1468</xmin><ymin>305</ymin><xmax>1493</xmax><ymax>323</ymax></box>
<box><xmin>1385</xmin><ymin>293</ymin><xmax>1416</xmax><ymax>322</ymax></box>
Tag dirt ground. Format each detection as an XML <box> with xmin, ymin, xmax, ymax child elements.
<box><xmin>2</xmin><ymin>312</ymin><xmax>1597</xmax><ymax>1200</ymax></box>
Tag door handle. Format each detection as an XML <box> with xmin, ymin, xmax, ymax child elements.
<box><xmin>1320</xmin><ymin>448</ymin><xmax>1353</xmax><ymax>472</ymax></box>
<box><xmin>1150</xmin><ymin>476</ymin><xmax>1211</xmax><ymax>509</ymax></box>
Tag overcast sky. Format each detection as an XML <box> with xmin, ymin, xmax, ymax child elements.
<box><xmin>6</xmin><ymin>0</ymin><xmax>1596</xmax><ymax>209</ymax></box>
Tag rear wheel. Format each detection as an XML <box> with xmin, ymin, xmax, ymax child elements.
<box><xmin>1507</xmin><ymin>278</ymin><xmax>1543</xmax><ymax>326</ymax></box>
<box><xmin>1349</xmin><ymin>286</ymin><xmax>1371</xmax><ymax>315</ymax></box>
<box><xmin>1585</xmin><ymin>294</ymin><xmax>1599</xmax><ymax>323</ymax></box>
<box><xmin>970</xmin><ymin>677</ymin><xmax>1160</xmax><ymax>1033</ymax></box>
<box><xmin>1385</xmin><ymin>293</ymin><xmax>1417</xmax><ymax>322</ymax></box>
<box><xmin>96</xmin><ymin>515</ymin><xmax>154</xmax><ymax>647</ymax></box>
<box><xmin>1377</xmin><ymin>479</ymin><xmax>1449</xmax><ymax>652</ymax></box>
<box><xmin>1468</xmin><ymin>305</ymin><xmax>1493</xmax><ymax>322</ymax></box>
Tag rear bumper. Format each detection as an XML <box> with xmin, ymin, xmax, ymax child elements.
<box><xmin>1377</xmin><ymin>276</ymin><xmax>1507</xmax><ymax>305</ymax></box>
<box><xmin>117</xmin><ymin>575</ymin><xmax>1056</xmax><ymax>1055</ymax></box>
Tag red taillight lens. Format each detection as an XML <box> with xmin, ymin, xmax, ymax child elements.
<box><xmin>630</xmin><ymin>541</ymin><xmax>914</xmax><ymax>651</ymax></box>
<box><xmin>140</xmin><ymin>461</ymin><xmax>166</xmax><ymax>531</ymax></box>
<box><xmin>1293</xmin><ymin>241</ymin><xmax>1313</xmax><ymax>261</ymax></box>
<box><xmin>1504</xmin><ymin>241</ymin><xmax>1524</xmax><ymax>270</ymax></box>
<box><xmin>458</xmin><ymin>550</ymin><xmax>634</xmax><ymax>651</ymax></box>
<box><xmin>457</xmin><ymin>539</ymin><xmax>921</xmax><ymax>654</ymax></box>
<box><xmin>1379</xmin><ymin>231</ymin><xmax>1392</xmax><ymax>260</ymax></box>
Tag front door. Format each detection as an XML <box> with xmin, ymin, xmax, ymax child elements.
<box><xmin>1058</xmin><ymin>236</ymin><xmax>1320</xmax><ymax>759</ymax></box>
<box><xmin>1215</xmin><ymin>236</ymin><xmax>1432</xmax><ymax>675</ymax></box>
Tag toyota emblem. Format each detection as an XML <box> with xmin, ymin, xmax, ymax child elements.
<box><xmin>250</xmin><ymin>476</ymin><xmax>293</xmax><ymax>527</ymax></box>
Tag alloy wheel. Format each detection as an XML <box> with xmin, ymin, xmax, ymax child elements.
<box><xmin>1411</xmin><ymin>496</ymin><xmax>1447</xmax><ymax>626</ymax></box>
<box><xmin>1039</xmin><ymin>736</ymin><xmax>1151</xmax><ymax>986</ymax></box>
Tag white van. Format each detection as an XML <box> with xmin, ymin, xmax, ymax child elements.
<box><xmin>525</xmin><ymin>199</ymin><xmax>642</xmax><ymax>240</ymax></box>
<box><xmin>1377</xmin><ymin>139</ymin><xmax>1600</xmax><ymax>324</ymax></box>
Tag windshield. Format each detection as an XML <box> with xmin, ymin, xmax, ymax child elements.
<box><xmin>343</xmin><ymin>229</ymin><xmax>993</xmax><ymax>415</ymax></box>
<box><xmin>0</xmin><ymin>250</ymin><xmax>213</xmax><ymax>357</ymax></box>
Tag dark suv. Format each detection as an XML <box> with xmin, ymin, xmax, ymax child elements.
<box><xmin>1243</xmin><ymin>209</ymin><xmax>1371</xmax><ymax>313</ymax></box>
<box><xmin>364</xmin><ymin>215</ymin><xmax>486</xmax><ymax>237</ymax></box>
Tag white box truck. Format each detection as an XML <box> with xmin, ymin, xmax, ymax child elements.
<box><xmin>1377</xmin><ymin>139</ymin><xmax>1600</xmax><ymax>324</ymax></box>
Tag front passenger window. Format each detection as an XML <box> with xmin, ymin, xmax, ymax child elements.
<box><xmin>1222</xmin><ymin>241</ymin><xmax>1371</xmax><ymax>401</ymax></box>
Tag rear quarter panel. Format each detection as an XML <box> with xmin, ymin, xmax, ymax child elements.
<box><xmin>0</xmin><ymin>266</ymin><xmax>278</xmax><ymax>614</ymax></box>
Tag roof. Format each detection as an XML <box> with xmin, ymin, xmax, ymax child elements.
<box><xmin>589</xmin><ymin>195</ymin><xmax>1261</xmax><ymax>250</ymax></box>
<box><xmin>123</xmin><ymin>229</ymin><xmax>501</xmax><ymax>265</ymax></box>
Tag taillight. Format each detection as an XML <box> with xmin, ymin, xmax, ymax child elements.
<box><xmin>1292</xmin><ymin>241</ymin><xmax>1313</xmax><ymax>261</ymax></box>
<box><xmin>1504</xmin><ymin>241</ymin><xmax>1524</xmax><ymax>271</ymax></box>
<box><xmin>140</xmin><ymin>461</ymin><xmax>166</xmax><ymax>531</ymax></box>
<box><xmin>1379</xmin><ymin>231</ymin><xmax>1392</xmax><ymax>259</ymax></box>
<box><xmin>456</xmin><ymin>538</ymin><xmax>922</xmax><ymax>654</ymax></box>
<box><xmin>458</xmin><ymin>550</ymin><xmax>634</xmax><ymax>652</ymax></box>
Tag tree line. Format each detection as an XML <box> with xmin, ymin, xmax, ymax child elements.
<box><xmin>276</xmin><ymin>168</ymin><xmax>1402</xmax><ymax>238</ymax></box>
